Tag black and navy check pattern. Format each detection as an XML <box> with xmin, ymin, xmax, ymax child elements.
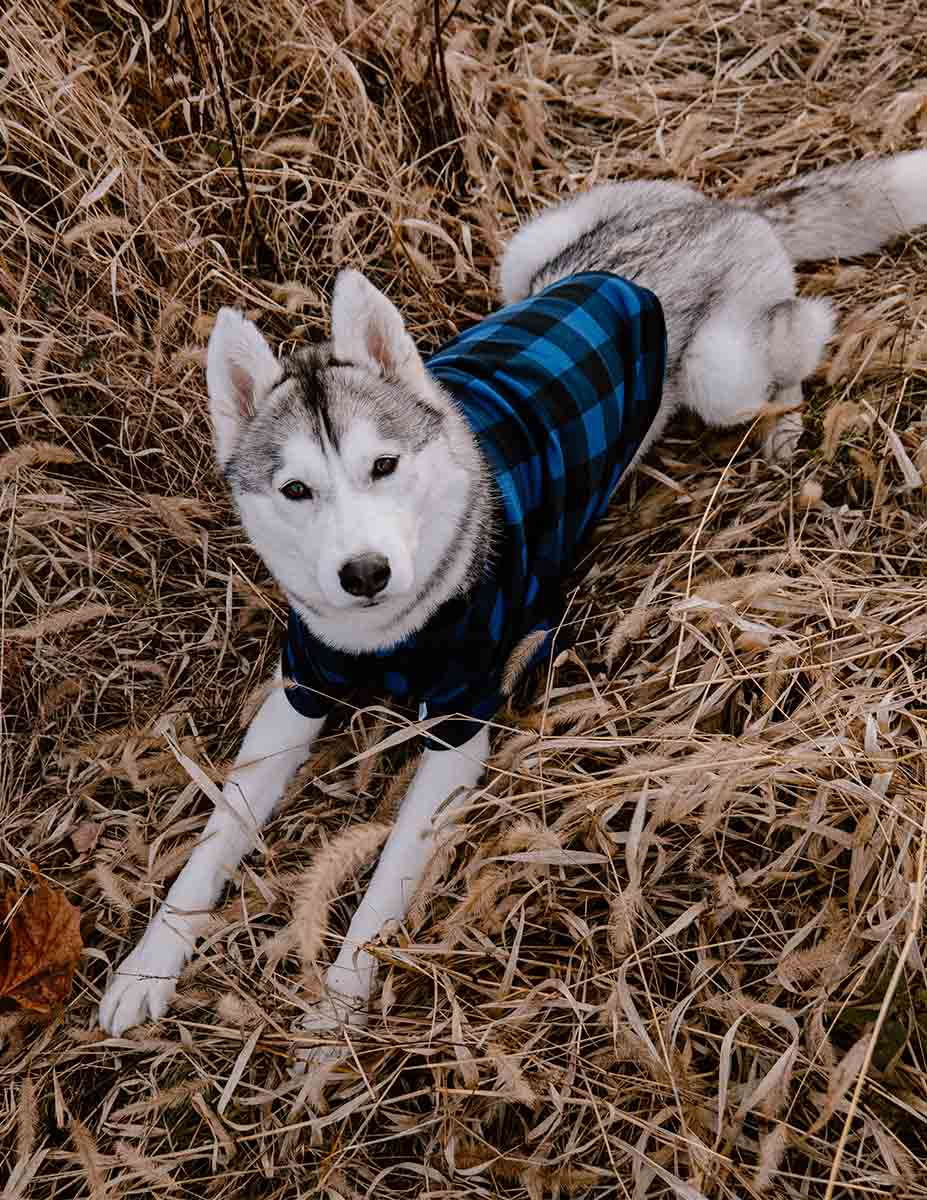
<box><xmin>283</xmin><ymin>272</ymin><xmax>666</xmax><ymax>748</ymax></box>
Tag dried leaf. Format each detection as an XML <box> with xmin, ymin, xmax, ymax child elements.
<box><xmin>70</xmin><ymin>822</ymin><xmax>103</xmax><ymax>855</ymax></box>
<box><xmin>0</xmin><ymin>881</ymin><xmax>82</xmax><ymax>1013</ymax></box>
<box><xmin>878</xmin><ymin>419</ymin><xmax>922</xmax><ymax>490</ymax></box>
<box><xmin>78</xmin><ymin>163</ymin><xmax>122</xmax><ymax>208</ymax></box>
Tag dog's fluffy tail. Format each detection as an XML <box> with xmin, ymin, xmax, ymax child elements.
<box><xmin>744</xmin><ymin>150</ymin><xmax>927</xmax><ymax>262</ymax></box>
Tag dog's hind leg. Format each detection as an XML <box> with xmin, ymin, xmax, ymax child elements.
<box><xmin>761</xmin><ymin>297</ymin><xmax>834</xmax><ymax>460</ymax></box>
<box><xmin>292</xmin><ymin>724</ymin><xmax>489</xmax><ymax>1072</ymax></box>
<box><xmin>680</xmin><ymin>297</ymin><xmax>833</xmax><ymax>462</ymax></box>
<box><xmin>98</xmin><ymin>673</ymin><xmax>324</xmax><ymax>1036</ymax></box>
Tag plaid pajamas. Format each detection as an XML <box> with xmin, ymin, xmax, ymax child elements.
<box><xmin>283</xmin><ymin>272</ymin><xmax>667</xmax><ymax>748</ymax></box>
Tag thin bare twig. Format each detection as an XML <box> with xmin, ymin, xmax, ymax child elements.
<box><xmin>201</xmin><ymin>0</ymin><xmax>279</xmax><ymax>274</ymax></box>
<box><xmin>201</xmin><ymin>0</ymin><xmax>250</xmax><ymax>209</ymax></box>
<box><xmin>428</xmin><ymin>0</ymin><xmax>462</xmax><ymax>181</ymax></box>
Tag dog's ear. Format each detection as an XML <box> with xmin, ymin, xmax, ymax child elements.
<box><xmin>330</xmin><ymin>269</ymin><xmax>424</xmax><ymax>382</ymax></box>
<box><xmin>206</xmin><ymin>308</ymin><xmax>279</xmax><ymax>465</ymax></box>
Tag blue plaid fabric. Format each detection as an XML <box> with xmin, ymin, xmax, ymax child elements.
<box><xmin>283</xmin><ymin>272</ymin><xmax>666</xmax><ymax>748</ymax></box>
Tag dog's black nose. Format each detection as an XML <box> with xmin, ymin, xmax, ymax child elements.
<box><xmin>339</xmin><ymin>554</ymin><xmax>391</xmax><ymax>598</ymax></box>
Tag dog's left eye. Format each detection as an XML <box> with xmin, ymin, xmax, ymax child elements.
<box><xmin>371</xmin><ymin>456</ymin><xmax>399</xmax><ymax>480</ymax></box>
<box><xmin>280</xmin><ymin>480</ymin><xmax>312</xmax><ymax>501</ymax></box>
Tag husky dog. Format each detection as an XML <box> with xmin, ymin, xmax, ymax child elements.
<box><xmin>98</xmin><ymin>152</ymin><xmax>927</xmax><ymax>1061</ymax></box>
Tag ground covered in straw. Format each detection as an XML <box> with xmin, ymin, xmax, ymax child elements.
<box><xmin>3</xmin><ymin>0</ymin><xmax>927</xmax><ymax>1195</ymax></box>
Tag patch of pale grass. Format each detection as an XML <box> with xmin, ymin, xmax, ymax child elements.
<box><xmin>2</xmin><ymin>0</ymin><xmax>927</xmax><ymax>1196</ymax></box>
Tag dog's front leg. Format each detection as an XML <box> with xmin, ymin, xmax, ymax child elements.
<box><xmin>295</xmin><ymin>723</ymin><xmax>489</xmax><ymax>1067</ymax></box>
<box><xmin>99</xmin><ymin>675</ymin><xmax>324</xmax><ymax>1035</ymax></box>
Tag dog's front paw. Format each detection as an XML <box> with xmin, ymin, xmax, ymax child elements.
<box><xmin>291</xmin><ymin>991</ymin><xmax>369</xmax><ymax>1075</ymax></box>
<box><xmin>98</xmin><ymin>928</ymin><xmax>188</xmax><ymax>1035</ymax></box>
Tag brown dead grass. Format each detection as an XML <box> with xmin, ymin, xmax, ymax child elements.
<box><xmin>2</xmin><ymin>0</ymin><xmax>927</xmax><ymax>1195</ymax></box>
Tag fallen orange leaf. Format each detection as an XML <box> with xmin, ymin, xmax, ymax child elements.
<box><xmin>0</xmin><ymin>880</ymin><xmax>82</xmax><ymax>1013</ymax></box>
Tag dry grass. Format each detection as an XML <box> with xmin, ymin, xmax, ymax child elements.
<box><xmin>2</xmin><ymin>0</ymin><xmax>927</xmax><ymax>1195</ymax></box>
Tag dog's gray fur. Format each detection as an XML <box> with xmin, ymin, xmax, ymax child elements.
<box><xmin>501</xmin><ymin>151</ymin><xmax>927</xmax><ymax>461</ymax></box>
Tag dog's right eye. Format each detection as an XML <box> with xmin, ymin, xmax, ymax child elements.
<box><xmin>371</xmin><ymin>456</ymin><xmax>399</xmax><ymax>480</ymax></box>
<box><xmin>280</xmin><ymin>480</ymin><xmax>312</xmax><ymax>501</ymax></box>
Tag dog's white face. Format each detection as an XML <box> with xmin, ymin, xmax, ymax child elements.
<box><xmin>205</xmin><ymin>271</ymin><xmax>475</xmax><ymax>651</ymax></box>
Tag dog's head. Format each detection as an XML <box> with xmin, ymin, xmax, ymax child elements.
<box><xmin>205</xmin><ymin>270</ymin><xmax>475</xmax><ymax>649</ymax></box>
